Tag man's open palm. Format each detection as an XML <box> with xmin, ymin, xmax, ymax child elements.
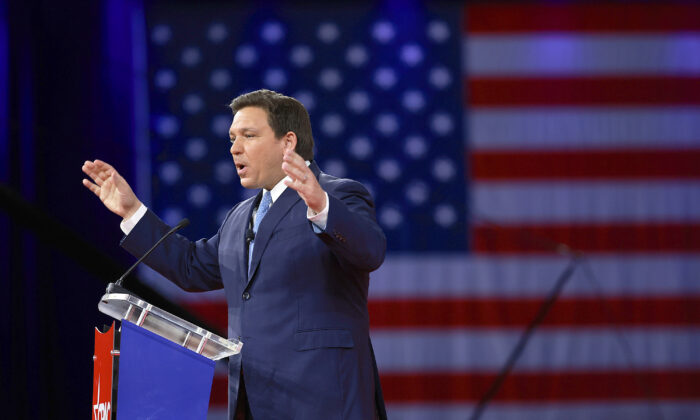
<box><xmin>82</xmin><ymin>159</ymin><xmax>142</xmax><ymax>219</ymax></box>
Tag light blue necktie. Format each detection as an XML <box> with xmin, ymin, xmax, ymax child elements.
<box><xmin>248</xmin><ymin>190</ymin><xmax>272</xmax><ymax>272</ymax></box>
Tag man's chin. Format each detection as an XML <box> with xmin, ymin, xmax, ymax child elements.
<box><xmin>239</xmin><ymin>179</ymin><xmax>257</xmax><ymax>190</ymax></box>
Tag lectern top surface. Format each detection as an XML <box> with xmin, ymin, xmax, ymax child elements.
<box><xmin>98</xmin><ymin>292</ymin><xmax>242</xmax><ymax>360</ymax></box>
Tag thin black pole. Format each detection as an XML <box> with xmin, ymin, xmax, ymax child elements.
<box><xmin>469</xmin><ymin>257</ymin><xmax>578</xmax><ymax>420</ymax></box>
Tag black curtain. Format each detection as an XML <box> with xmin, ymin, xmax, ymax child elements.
<box><xmin>1</xmin><ymin>1</ymin><xmax>142</xmax><ymax>417</ymax></box>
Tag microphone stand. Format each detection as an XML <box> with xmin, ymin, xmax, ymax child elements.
<box><xmin>105</xmin><ymin>218</ymin><xmax>189</xmax><ymax>295</ymax></box>
<box><xmin>468</xmin><ymin>253</ymin><xmax>579</xmax><ymax>420</ymax></box>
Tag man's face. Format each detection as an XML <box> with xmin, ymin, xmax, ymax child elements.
<box><xmin>229</xmin><ymin>106</ymin><xmax>288</xmax><ymax>190</ymax></box>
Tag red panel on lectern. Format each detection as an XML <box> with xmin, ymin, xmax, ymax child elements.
<box><xmin>93</xmin><ymin>322</ymin><xmax>115</xmax><ymax>420</ymax></box>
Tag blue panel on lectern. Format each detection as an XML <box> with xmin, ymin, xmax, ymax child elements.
<box><xmin>117</xmin><ymin>321</ymin><xmax>215</xmax><ymax>420</ymax></box>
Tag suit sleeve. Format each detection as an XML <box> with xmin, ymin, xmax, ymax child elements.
<box><xmin>119</xmin><ymin>208</ymin><xmax>225</xmax><ymax>292</ymax></box>
<box><xmin>316</xmin><ymin>179</ymin><xmax>386</xmax><ymax>272</ymax></box>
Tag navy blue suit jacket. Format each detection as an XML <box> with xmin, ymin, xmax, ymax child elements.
<box><xmin>121</xmin><ymin>162</ymin><xmax>387</xmax><ymax>419</ymax></box>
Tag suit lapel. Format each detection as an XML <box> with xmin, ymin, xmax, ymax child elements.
<box><xmin>308</xmin><ymin>161</ymin><xmax>321</xmax><ymax>180</ymax></box>
<box><xmin>240</xmin><ymin>191</ymin><xmax>262</xmax><ymax>282</ymax></box>
<box><xmin>246</xmin><ymin>162</ymin><xmax>321</xmax><ymax>283</ymax></box>
<box><xmin>247</xmin><ymin>185</ymin><xmax>301</xmax><ymax>283</ymax></box>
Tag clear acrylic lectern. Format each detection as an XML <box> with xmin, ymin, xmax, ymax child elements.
<box><xmin>92</xmin><ymin>291</ymin><xmax>242</xmax><ymax>420</ymax></box>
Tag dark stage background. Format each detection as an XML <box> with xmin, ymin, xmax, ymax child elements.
<box><xmin>1</xmin><ymin>1</ymin><xmax>136</xmax><ymax>418</ymax></box>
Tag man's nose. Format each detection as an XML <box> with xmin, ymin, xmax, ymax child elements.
<box><xmin>230</xmin><ymin>138</ymin><xmax>241</xmax><ymax>155</ymax></box>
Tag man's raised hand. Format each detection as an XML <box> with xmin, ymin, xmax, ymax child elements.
<box><xmin>282</xmin><ymin>150</ymin><xmax>327</xmax><ymax>214</ymax></box>
<box><xmin>82</xmin><ymin>159</ymin><xmax>142</xmax><ymax>220</ymax></box>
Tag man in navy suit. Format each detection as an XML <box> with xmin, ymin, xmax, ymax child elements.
<box><xmin>82</xmin><ymin>89</ymin><xmax>387</xmax><ymax>419</ymax></box>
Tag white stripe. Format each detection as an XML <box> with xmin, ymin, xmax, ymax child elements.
<box><xmin>464</xmin><ymin>35</ymin><xmax>700</xmax><ymax>76</ymax></box>
<box><xmin>467</xmin><ymin>107</ymin><xmax>700</xmax><ymax>150</ymax></box>
<box><xmin>160</xmin><ymin>255</ymin><xmax>700</xmax><ymax>301</ymax></box>
<box><xmin>372</xmin><ymin>328</ymin><xmax>700</xmax><ymax>372</ymax></box>
<box><xmin>369</xmin><ymin>255</ymin><xmax>700</xmax><ymax>298</ymax></box>
<box><xmin>387</xmin><ymin>402</ymin><xmax>700</xmax><ymax>420</ymax></box>
<box><xmin>472</xmin><ymin>181</ymin><xmax>700</xmax><ymax>224</ymax></box>
<box><xmin>137</xmin><ymin>254</ymin><xmax>700</xmax><ymax>301</ymax></box>
<box><xmin>151</xmin><ymin>255</ymin><xmax>700</xmax><ymax>301</ymax></box>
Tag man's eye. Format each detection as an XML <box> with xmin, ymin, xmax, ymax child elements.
<box><xmin>230</xmin><ymin>134</ymin><xmax>254</xmax><ymax>143</ymax></box>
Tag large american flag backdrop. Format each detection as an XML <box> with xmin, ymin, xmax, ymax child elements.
<box><xmin>139</xmin><ymin>2</ymin><xmax>700</xmax><ymax>419</ymax></box>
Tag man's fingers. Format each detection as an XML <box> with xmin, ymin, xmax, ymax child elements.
<box><xmin>110</xmin><ymin>171</ymin><xmax>125</xmax><ymax>189</ymax></box>
<box><xmin>281</xmin><ymin>161</ymin><xmax>307</xmax><ymax>182</ymax></box>
<box><xmin>284</xmin><ymin>175</ymin><xmax>326</xmax><ymax>213</ymax></box>
<box><xmin>82</xmin><ymin>170</ymin><xmax>117</xmax><ymax>196</ymax></box>
<box><xmin>283</xmin><ymin>150</ymin><xmax>307</xmax><ymax>169</ymax></box>
<box><xmin>281</xmin><ymin>151</ymin><xmax>326</xmax><ymax>212</ymax></box>
<box><xmin>82</xmin><ymin>178</ymin><xmax>101</xmax><ymax>196</ymax></box>
<box><xmin>82</xmin><ymin>160</ymin><xmax>112</xmax><ymax>186</ymax></box>
<box><xmin>283</xmin><ymin>149</ymin><xmax>304</xmax><ymax>163</ymax></box>
<box><xmin>102</xmin><ymin>175</ymin><xmax>115</xmax><ymax>194</ymax></box>
<box><xmin>283</xmin><ymin>178</ymin><xmax>305</xmax><ymax>194</ymax></box>
<box><xmin>82</xmin><ymin>161</ymin><xmax>98</xmax><ymax>179</ymax></box>
<box><xmin>93</xmin><ymin>159</ymin><xmax>116</xmax><ymax>173</ymax></box>
<box><xmin>81</xmin><ymin>163</ymin><xmax>102</xmax><ymax>186</ymax></box>
<box><xmin>282</xmin><ymin>151</ymin><xmax>313</xmax><ymax>184</ymax></box>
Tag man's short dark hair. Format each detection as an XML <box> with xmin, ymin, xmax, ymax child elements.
<box><xmin>229</xmin><ymin>89</ymin><xmax>314</xmax><ymax>160</ymax></box>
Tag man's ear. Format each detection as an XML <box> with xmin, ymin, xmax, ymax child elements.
<box><xmin>283</xmin><ymin>131</ymin><xmax>297</xmax><ymax>153</ymax></box>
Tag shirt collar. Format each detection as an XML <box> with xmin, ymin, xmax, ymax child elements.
<box><xmin>264</xmin><ymin>160</ymin><xmax>310</xmax><ymax>204</ymax></box>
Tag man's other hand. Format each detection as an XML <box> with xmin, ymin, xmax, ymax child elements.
<box><xmin>82</xmin><ymin>159</ymin><xmax>142</xmax><ymax>220</ymax></box>
<box><xmin>282</xmin><ymin>150</ymin><xmax>327</xmax><ymax>213</ymax></box>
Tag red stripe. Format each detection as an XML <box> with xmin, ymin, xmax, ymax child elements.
<box><xmin>468</xmin><ymin>77</ymin><xmax>700</xmax><ymax>106</ymax></box>
<box><xmin>209</xmin><ymin>370</ymin><xmax>700</xmax><ymax>406</ymax></box>
<box><xmin>184</xmin><ymin>302</ymin><xmax>228</xmax><ymax>334</ymax></box>
<box><xmin>473</xmin><ymin>223</ymin><xmax>700</xmax><ymax>253</ymax></box>
<box><xmin>465</xmin><ymin>4</ymin><xmax>700</xmax><ymax>33</ymax></box>
<box><xmin>381</xmin><ymin>370</ymin><xmax>700</xmax><ymax>402</ymax></box>
<box><xmin>369</xmin><ymin>297</ymin><xmax>700</xmax><ymax>328</ymax></box>
<box><xmin>471</xmin><ymin>149</ymin><xmax>700</xmax><ymax>180</ymax></box>
<box><xmin>188</xmin><ymin>295</ymin><xmax>700</xmax><ymax>335</ymax></box>
<box><xmin>210</xmin><ymin>375</ymin><xmax>228</xmax><ymax>407</ymax></box>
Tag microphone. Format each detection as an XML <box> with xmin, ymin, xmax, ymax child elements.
<box><xmin>245</xmin><ymin>227</ymin><xmax>255</xmax><ymax>243</ymax></box>
<box><xmin>106</xmin><ymin>218</ymin><xmax>190</xmax><ymax>294</ymax></box>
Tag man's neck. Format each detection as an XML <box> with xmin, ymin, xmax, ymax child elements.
<box><xmin>262</xmin><ymin>160</ymin><xmax>311</xmax><ymax>203</ymax></box>
<box><xmin>265</xmin><ymin>176</ymin><xmax>289</xmax><ymax>203</ymax></box>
